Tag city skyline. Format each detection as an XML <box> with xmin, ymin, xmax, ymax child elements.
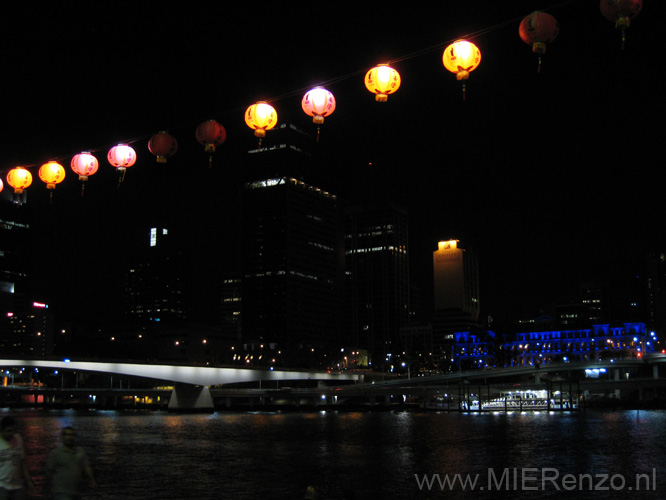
<box><xmin>1</xmin><ymin>1</ymin><xmax>661</xmax><ymax>329</ymax></box>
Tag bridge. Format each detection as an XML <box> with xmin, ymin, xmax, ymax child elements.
<box><xmin>354</xmin><ymin>358</ymin><xmax>666</xmax><ymax>388</ymax></box>
<box><xmin>3</xmin><ymin>356</ymin><xmax>666</xmax><ymax>411</ymax></box>
<box><xmin>0</xmin><ymin>358</ymin><xmax>361</xmax><ymax>410</ymax></box>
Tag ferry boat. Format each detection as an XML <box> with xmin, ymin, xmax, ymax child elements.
<box><xmin>479</xmin><ymin>390</ymin><xmax>576</xmax><ymax>411</ymax></box>
<box><xmin>425</xmin><ymin>389</ymin><xmax>577</xmax><ymax>411</ymax></box>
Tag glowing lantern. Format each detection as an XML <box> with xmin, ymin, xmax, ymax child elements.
<box><xmin>39</xmin><ymin>161</ymin><xmax>65</xmax><ymax>189</ymax></box>
<box><xmin>519</xmin><ymin>11</ymin><xmax>559</xmax><ymax>73</ymax></box>
<box><xmin>148</xmin><ymin>131</ymin><xmax>178</xmax><ymax>163</ymax></box>
<box><xmin>7</xmin><ymin>167</ymin><xmax>32</xmax><ymax>193</ymax></box>
<box><xmin>38</xmin><ymin>161</ymin><xmax>65</xmax><ymax>202</ymax></box>
<box><xmin>7</xmin><ymin>167</ymin><xmax>32</xmax><ymax>205</ymax></box>
<box><xmin>302</xmin><ymin>87</ymin><xmax>336</xmax><ymax>141</ymax></box>
<box><xmin>600</xmin><ymin>0</ymin><xmax>642</xmax><ymax>49</ymax></box>
<box><xmin>0</xmin><ymin>178</ymin><xmax>3</xmax><ymax>193</ymax></box>
<box><xmin>245</xmin><ymin>102</ymin><xmax>277</xmax><ymax>146</ymax></box>
<box><xmin>195</xmin><ymin>120</ymin><xmax>226</xmax><ymax>167</ymax></box>
<box><xmin>364</xmin><ymin>64</ymin><xmax>401</xmax><ymax>102</ymax></box>
<box><xmin>107</xmin><ymin>144</ymin><xmax>136</xmax><ymax>184</ymax></box>
<box><xmin>71</xmin><ymin>152</ymin><xmax>99</xmax><ymax>195</ymax></box>
<box><xmin>442</xmin><ymin>40</ymin><xmax>481</xmax><ymax>100</ymax></box>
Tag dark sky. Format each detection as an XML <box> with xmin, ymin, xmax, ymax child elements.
<box><xmin>1</xmin><ymin>1</ymin><xmax>662</xmax><ymax>325</ymax></box>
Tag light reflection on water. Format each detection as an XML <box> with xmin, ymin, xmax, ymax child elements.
<box><xmin>3</xmin><ymin>408</ymin><xmax>666</xmax><ymax>499</ymax></box>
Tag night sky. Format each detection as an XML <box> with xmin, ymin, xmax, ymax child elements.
<box><xmin>1</xmin><ymin>1</ymin><xmax>662</xmax><ymax>327</ymax></box>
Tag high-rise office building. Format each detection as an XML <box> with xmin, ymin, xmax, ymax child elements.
<box><xmin>240</xmin><ymin>124</ymin><xmax>344</xmax><ymax>362</ymax></box>
<box><xmin>344</xmin><ymin>202</ymin><xmax>410</xmax><ymax>369</ymax></box>
<box><xmin>1</xmin><ymin>194</ymin><xmax>54</xmax><ymax>357</ymax></box>
<box><xmin>433</xmin><ymin>240</ymin><xmax>480</xmax><ymax>318</ymax></box>
<box><xmin>123</xmin><ymin>227</ymin><xmax>186</xmax><ymax>326</ymax></box>
<box><xmin>0</xmin><ymin>195</ymin><xmax>31</xmax><ymax>300</ymax></box>
<box><xmin>432</xmin><ymin>239</ymin><xmax>481</xmax><ymax>362</ymax></box>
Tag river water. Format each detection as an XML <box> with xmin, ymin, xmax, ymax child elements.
<box><xmin>4</xmin><ymin>408</ymin><xmax>665</xmax><ymax>499</ymax></box>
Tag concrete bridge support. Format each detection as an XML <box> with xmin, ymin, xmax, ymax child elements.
<box><xmin>168</xmin><ymin>384</ymin><xmax>214</xmax><ymax>412</ymax></box>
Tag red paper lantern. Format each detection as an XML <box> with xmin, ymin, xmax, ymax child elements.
<box><xmin>196</xmin><ymin>120</ymin><xmax>226</xmax><ymax>153</ymax></box>
<box><xmin>148</xmin><ymin>131</ymin><xmax>178</xmax><ymax>163</ymax></box>
<box><xmin>196</xmin><ymin>120</ymin><xmax>226</xmax><ymax>166</ymax></box>
<box><xmin>600</xmin><ymin>0</ymin><xmax>642</xmax><ymax>49</ymax></box>
<box><xmin>519</xmin><ymin>12</ymin><xmax>559</xmax><ymax>72</ymax></box>
<box><xmin>0</xmin><ymin>178</ymin><xmax>3</xmax><ymax>193</ymax></box>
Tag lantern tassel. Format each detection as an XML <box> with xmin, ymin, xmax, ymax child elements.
<box><xmin>537</xmin><ymin>55</ymin><xmax>543</xmax><ymax>74</ymax></box>
<box><xmin>621</xmin><ymin>29</ymin><xmax>626</xmax><ymax>51</ymax></box>
<box><xmin>316</xmin><ymin>126</ymin><xmax>321</xmax><ymax>143</ymax></box>
<box><xmin>462</xmin><ymin>82</ymin><xmax>467</xmax><ymax>102</ymax></box>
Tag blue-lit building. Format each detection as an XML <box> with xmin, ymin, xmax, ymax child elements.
<box><xmin>451</xmin><ymin>322</ymin><xmax>655</xmax><ymax>368</ymax></box>
<box><xmin>451</xmin><ymin>331</ymin><xmax>496</xmax><ymax>369</ymax></box>
<box><xmin>503</xmin><ymin>322</ymin><xmax>653</xmax><ymax>366</ymax></box>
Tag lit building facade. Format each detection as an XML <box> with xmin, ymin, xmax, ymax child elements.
<box><xmin>344</xmin><ymin>202</ymin><xmax>410</xmax><ymax>370</ymax></box>
<box><xmin>432</xmin><ymin>240</ymin><xmax>481</xmax><ymax>364</ymax></box>
<box><xmin>500</xmin><ymin>322</ymin><xmax>653</xmax><ymax>367</ymax></box>
<box><xmin>449</xmin><ymin>323</ymin><xmax>654</xmax><ymax>368</ymax></box>
<box><xmin>1</xmin><ymin>300</ymin><xmax>54</xmax><ymax>358</ymax></box>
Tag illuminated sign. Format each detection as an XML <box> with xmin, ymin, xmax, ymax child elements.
<box><xmin>32</xmin><ymin>302</ymin><xmax>48</xmax><ymax>308</ymax></box>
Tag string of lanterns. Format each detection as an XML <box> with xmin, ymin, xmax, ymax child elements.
<box><xmin>0</xmin><ymin>1</ymin><xmax>643</xmax><ymax>204</ymax></box>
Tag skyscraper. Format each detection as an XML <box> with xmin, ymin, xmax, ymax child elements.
<box><xmin>344</xmin><ymin>202</ymin><xmax>410</xmax><ymax>369</ymax></box>
<box><xmin>240</xmin><ymin>124</ymin><xmax>344</xmax><ymax>363</ymax></box>
<box><xmin>432</xmin><ymin>239</ymin><xmax>481</xmax><ymax>362</ymax></box>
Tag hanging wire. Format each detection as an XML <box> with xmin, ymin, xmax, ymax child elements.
<box><xmin>0</xmin><ymin>0</ymin><xmax>589</xmax><ymax>183</ymax></box>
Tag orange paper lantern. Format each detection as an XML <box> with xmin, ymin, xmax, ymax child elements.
<box><xmin>443</xmin><ymin>40</ymin><xmax>481</xmax><ymax>100</ymax></box>
<box><xmin>39</xmin><ymin>161</ymin><xmax>66</xmax><ymax>189</ymax></box>
<box><xmin>7</xmin><ymin>167</ymin><xmax>32</xmax><ymax>194</ymax></box>
<box><xmin>245</xmin><ymin>102</ymin><xmax>277</xmax><ymax>139</ymax></box>
<box><xmin>443</xmin><ymin>40</ymin><xmax>481</xmax><ymax>81</ymax></box>
<box><xmin>364</xmin><ymin>64</ymin><xmax>401</xmax><ymax>102</ymax></box>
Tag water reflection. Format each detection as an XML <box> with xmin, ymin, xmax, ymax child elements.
<box><xmin>4</xmin><ymin>408</ymin><xmax>665</xmax><ymax>499</ymax></box>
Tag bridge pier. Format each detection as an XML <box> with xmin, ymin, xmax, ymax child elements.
<box><xmin>168</xmin><ymin>384</ymin><xmax>214</xmax><ymax>412</ymax></box>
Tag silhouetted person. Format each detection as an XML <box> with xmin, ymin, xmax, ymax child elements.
<box><xmin>0</xmin><ymin>416</ymin><xmax>34</xmax><ymax>499</ymax></box>
<box><xmin>46</xmin><ymin>426</ymin><xmax>97</xmax><ymax>499</ymax></box>
<box><xmin>304</xmin><ymin>485</ymin><xmax>320</xmax><ymax>499</ymax></box>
